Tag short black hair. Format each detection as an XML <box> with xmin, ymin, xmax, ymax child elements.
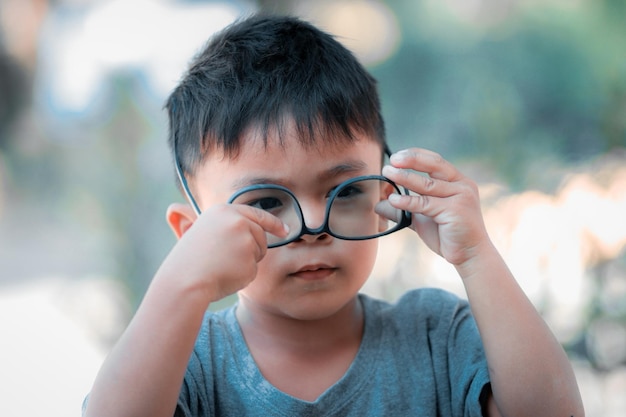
<box><xmin>165</xmin><ymin>14</ymin><xmax>386</xmax><ymax>178</ymax></box>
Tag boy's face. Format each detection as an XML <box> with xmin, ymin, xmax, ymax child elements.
<box><xmin>189</xmin><ymin>124</ymin><xmax>383</xmax><ymax>321</ymax></box>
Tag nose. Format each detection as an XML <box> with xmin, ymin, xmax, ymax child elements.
<box><xmin>299</xmin><ymin>232</ymin><xmax>331</xmax><ymax>243</ymax></box>
<box><xmin>297</xmin><ymin>200</ymin><xmax>331</xmax><ymax>242</ymax></box>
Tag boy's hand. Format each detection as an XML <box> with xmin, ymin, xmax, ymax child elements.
<box><xmin>381</xmin><ymin>148</ymin><xmax>490</xmax><ymax>268</ymax></box>
<box><xmin>159</xmin><ymin>204</ymin><xmax>289</xmax><ymax>303</ymax></box>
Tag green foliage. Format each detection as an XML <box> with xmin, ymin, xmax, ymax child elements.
<box><xmin>374</xmin><ymin>0</ymin><xmax>626</xmax><ymax>189</ymax></box>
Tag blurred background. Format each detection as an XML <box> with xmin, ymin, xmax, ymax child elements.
<box><xmin>0</xmin><ymin>0</ymin><xmax>624</xmax><ymax>415</ymax></box>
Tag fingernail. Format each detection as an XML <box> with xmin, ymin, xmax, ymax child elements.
<box><xmin>388</xmin><ymin>193</ymin><xmax>402</xmax><ymax>203</ymax></box>
<box><xmin>390</xmin><ymin>151</ymin><xmax>409</xmax><ymax>163</ymax></box>
<box><xmin>382</xmin><ymin>165</ymin><xmax>398</xmax><ymax>175</ymax></box>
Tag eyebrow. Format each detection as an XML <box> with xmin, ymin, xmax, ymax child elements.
<box><xmin>318</xmin><ymin>160</ymin><xmax>368</xmax><ymax>181</ymax></box>
<box><xmin>231</xmin><ymin>159</ymin><xmax>368</xmax><ymax>189</ymax></box>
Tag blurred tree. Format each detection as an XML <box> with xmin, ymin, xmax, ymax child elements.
<box><xmin>0</xmin><ymin>49</ymin><xmax>27</xmax><ymax>151</ymax></box>
<box><xmin>373</xmin><ymin>0</ymin><xmax>626</xmax><ymax>189</ymax></box>
<box><xmin>257</xmin><ymin>0</ymin><xmax>294</xmax><ymax>13</ymax></box>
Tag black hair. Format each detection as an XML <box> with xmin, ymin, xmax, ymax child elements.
<box><xmin>165</xmin><ymin>14</ymin><xmax>386</xmax><ymax>178</ymax></box>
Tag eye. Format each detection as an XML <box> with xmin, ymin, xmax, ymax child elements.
<box><xmin>248</xmin><ymin>197</ymin><xmax>283</xmax><ymax>211</ymax></box>
<box><xmin>335</xmin><ymin>184</ymin><xmax>364</xmax><ymax>200</ymax></box>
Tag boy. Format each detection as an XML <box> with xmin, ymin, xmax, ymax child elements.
<box><xmin>83</xmin><ymin>14</ymin><xmax>584</xmax><ymax>417</ymax></box>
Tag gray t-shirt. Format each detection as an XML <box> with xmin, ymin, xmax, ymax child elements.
<box><xmin>175</xmin><ymin>288</ymin><xmax>491</xmax><ymax>417</ymax></box>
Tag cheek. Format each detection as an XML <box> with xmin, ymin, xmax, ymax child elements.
<box><xmin>347</xmin><ymin>240</ymin><xmax>379</xmax><ymax>279</ymax></box>
<box><xmin>247</xmin><ymin>249</ymin><xmax>278</xmax><ymax>284</ymax></box>
<box><xmin>237</xmin><ymin>248</ymin><xmax>282</xmax><ymax>299</ymax></box>
<box><xmin>255</xmin><ymin>247</ymin><xmax>279</xmax><ymax>274</ymax></box>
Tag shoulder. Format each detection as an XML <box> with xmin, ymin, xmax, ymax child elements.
<box><xmin>356</xmin><ymin>289</ymin><xmax>489</xmax><ymax>413</ymax></box>
<box><xmin>179</xmin><ymin>306</ymin><xmax>240</xmax><ymax>406</ymax></box>
<box><xmin>195</xmin><ymin>305</ymin><xmax>238</xmax><ymax>347</ymax></box>
<box><xmin>184</xmin><ymin>305</ymin><xmax>240</xmax><ymax>375</ymax></box>
<box><xmin>396</xmin><ymin>287</ymin><xmax>466</xmax><ymax>306</ymax></box>
<box><xmin>362</xmin><ymin>287</ymin><xmax>469</xmax><ymax>319</ymax></box>
<box><xmin>360</xmin><ymin>288</ymin><xmax>476</xmax><ymax>341</ymax></box>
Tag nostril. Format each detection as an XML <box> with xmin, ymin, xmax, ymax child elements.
<box><xmin>297</xmin><ymin>230</ymin><xmax>332</xmax><ymax>243</ymax></box>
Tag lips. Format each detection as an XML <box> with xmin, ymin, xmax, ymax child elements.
<box><xmin>290</xmin><ymin>264</ymin><xmax>337</xmax><ymax>280</ymax></box>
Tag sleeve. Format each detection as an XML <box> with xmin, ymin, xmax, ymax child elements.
<box><xmin>80</xmin><ymin>353</ymin><xmax>213</xmax><ymax>417</ymax></box>
<box><xmin>175</xmin><ymin>347</ymin><xmax>215</xmax><ymax>417</ymax></box>
<box><xmin>174</xmin><ymin>377</ymin><xmax>194</xmax><ymax>417</ymax></box>
<box><xmin>445</xmin><ymin>294</ymin><xmax>491</xmax><ymax>417</ymax></box>
<box><xmin>174</xmin><ymin>314</ymin><xmax>217</xmax><ymax>417</ymax></box>
<box><xmin>393</xmin><ymin>288</ymin><xmax>491</xmax><ymax>417</ymax></box>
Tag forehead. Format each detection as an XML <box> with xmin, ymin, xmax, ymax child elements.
<box><xmin>191</xmin><ymin>125</ymin><xmax>383</xmax><ymax>204</ymax></box>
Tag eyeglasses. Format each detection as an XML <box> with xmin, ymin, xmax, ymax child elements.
<box><xmin>174</xmin><ymin>146</ymin><xmax>412</xmax><ymax>248</ymax></box>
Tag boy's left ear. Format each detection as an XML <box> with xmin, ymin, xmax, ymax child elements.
<box><xmin>166</xmin><ymin>203</ymin><xmax>198</xmax><ymax>239</ymax></box>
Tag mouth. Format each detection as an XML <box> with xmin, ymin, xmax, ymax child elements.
<box><xmin>289</xmin><ymin>264</ymin><xmax>337</xmax><ymax>280</ymax></box>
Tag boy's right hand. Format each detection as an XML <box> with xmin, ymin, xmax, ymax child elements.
<box><xmin>158</xmin><ymin>203</ymin><xmax>289</xmax><ymax>304</ymax></box>
<box><xmin>83</xmin><ymin>203</ymin><xmax>288</xmax><ymax>417</ymax></box>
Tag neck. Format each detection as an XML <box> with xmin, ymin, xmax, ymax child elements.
<box><xmin>235</xmin><ymin>295</ymin><xmax>364</xmax><ymax>355</ymax></box>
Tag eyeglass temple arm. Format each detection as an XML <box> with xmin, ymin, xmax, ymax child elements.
<box><xmin>384</xmin><ymin>144</ymin><xmax>392</xmax><ymax>159</ymax></box>
<box><xmin>177</xmin><ymin>143</ymin><xmax>400</xmax><ymax>217</ymax></box>
<box><xmin>174</xmin><ymin>147</ymin><xmax>202</xmax><ymax>216</ymax></box>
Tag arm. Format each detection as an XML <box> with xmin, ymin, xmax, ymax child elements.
<box><xmin>83</xmin><ymin>203</ymin><xmax>288</xmax><ymax>417</ymax></box>
<box><xmin>459</xmin><ymin>240</ymin><xmax>582</xmax><ymax>417</ymax></box>
<box><xmin>382</xmin><ymin>149</ymin><xmax>584</xmax><ymax>417</ymax></box>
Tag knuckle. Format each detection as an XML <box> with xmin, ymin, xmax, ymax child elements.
<box><xmin>422</xmin><ymin>175</ymin><xmax>436</xmax><ymax>191</ymax></box>
<box><xmin>410</xmin><ymin>194</ymin><xmax>429</xmax><ymax>211</ymax></box>
<box><xmin>255</xmin><ymin>244</ymin><xmax>266</xmax><ymax>262</ymax></box>
<box><xmin>460</xmin><ymin>178</ymin><xmax>479</xmax><ymax>196</ymax></box>
<box><xmin>251</xmin><ymin>206</ymin><xmax>279</xmax><ymax>228</ymax></box>
<box><xmin>236</xmin><ymin>232</ymin><xmax>264</xmax><ymax>262</ymax></box>
<box><xmin>249</xmin><ymin>206</ymin><xmax>267</xmax><ymax>223</ymax></box>
<box><xmin>469</xmin><ymin>180</ymin><xmax>479</xmax><ymax>194</ymax></box>
<box><xmin>418</xmin><ymin>150</ymin><xmax>441</xmax><ymax>164</ymax></box>
<box><xmin>230</xmin><ymin>214</ymin><xmax>249</xmax><ymax>233</ymax></box>
<box><xmin>431</xmin><ymin>153</ymin><xmax>444</xmax><ymax>164</ymax></box>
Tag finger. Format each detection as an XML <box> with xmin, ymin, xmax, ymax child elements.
<box><xmin>235</xmin><ymin>205</ymin><xmax>290</xmax><ymax>239</ymax></box>
<box><xmin>197</xmin><ymin>205</ymin><xmax>268</xmax><ymax>261</ymax></box>
<box><xmin>388</xmin><ymin>193</ymin><xmax>446</xmax><ymax>220</ymax></box>
<box><xmin>374</xmin><ymin>200</ymin><xmax>400</xmax><ymax>221</ymax></box>
<box><xmin>388</xmin><ymin>180</ymin><xmax>481</xmax><ymax>222</ymax></box>
<box><xmin>382</xmin><ymin>165</ymin><xmax>456</xmax><ymax>198</ymax></box>
<box><xmin>389</xmin><ymin>148</ymin><xmax>463</xmax><ymax>182</ymax></box>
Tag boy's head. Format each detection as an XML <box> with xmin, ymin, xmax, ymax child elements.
<box><xmin>165</xmin><ymin>14</ymin><xmax>387</xmax><ymax>181</ymax></box>
<box><xmin>164</xmin><ymin>15</ymin><xmax>405</xmax><ymax>321</ymax></box>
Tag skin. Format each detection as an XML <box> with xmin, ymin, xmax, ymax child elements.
<box><xmin>190</xmin><ymin>131</ymin><xmax>383</xmax><ymax>401</ymax></box>
<box><xmin>382</xmin><ymin>150</ymin><xmax>584</xmax><ymax>416</ymax></box>
<box><xmin>83</xmin><ymin>125</ymin><xmax>584</xmax><ymax>417</ymax></box>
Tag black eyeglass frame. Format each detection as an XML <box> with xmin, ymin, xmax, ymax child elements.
<box><xmin>174</xmin><ymin>144</ymin><xmax>413</xmax><ymax>248</ymax></box>
<box><xmin>227</xmin><ymin>175</ymin><xmax>412</xmax><ymax>247</ymax></box>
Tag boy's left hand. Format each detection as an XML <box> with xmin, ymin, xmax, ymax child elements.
<box><xmin>381</xmin><ymin>148</ymin><xmax>491</xmax><ymax>268</ymax></box>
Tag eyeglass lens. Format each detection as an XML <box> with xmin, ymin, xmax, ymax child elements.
<box><xmin>229</xmin><ymin>177</ymin><xmax>406</xmax><ymax>247</ymax></box>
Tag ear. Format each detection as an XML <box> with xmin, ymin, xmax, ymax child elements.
<box><xmin>166</xmin><ymin>203</ymin><xmax>198</xmax><ymax>239</ymax></box>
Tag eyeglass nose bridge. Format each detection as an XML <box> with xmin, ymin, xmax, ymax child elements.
<box><xmin>285</xmin><ymin>197</ymin><xmax>336</xmax><ymax>242</ymax></box>
<box><xmin>297</xmin><ymin>219</ymin><xmax>333</xmax><ymax>239</ymax></box>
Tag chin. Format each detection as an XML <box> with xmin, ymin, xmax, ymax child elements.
<box><xmin>280</xmin><ymin>293</ymin><xmax>360</xmax><ymax>322</ymax></box>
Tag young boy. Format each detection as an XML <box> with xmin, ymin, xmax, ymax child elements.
<box><xmin>83</xmin><ymin>14</ymin><xmax>584</xmax><ymax>417</ymax></box>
